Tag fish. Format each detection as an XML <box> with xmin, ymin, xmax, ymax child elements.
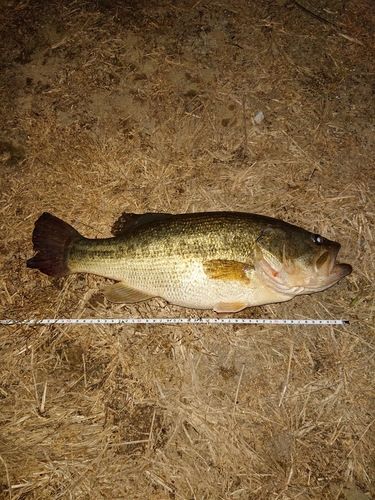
<box><xmin>26</xmin><ymin>211</ymin><xmax>352</xmax><ymax>313</ymax></box>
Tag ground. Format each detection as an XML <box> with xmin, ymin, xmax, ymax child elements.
<box><xmin>0</xmin><ymin>0</ymin><xmax>374</xmax><ymax>499</ymax></box>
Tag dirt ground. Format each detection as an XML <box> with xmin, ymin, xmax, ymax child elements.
<box><xmin>0</xmin><ymin>0</ymin><xmax>374</xmax><ymax>498</ymax></box>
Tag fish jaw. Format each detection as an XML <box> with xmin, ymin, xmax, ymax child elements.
<box><xmin>310</xmin><ymin>243</ymin><xmax>352</xmax><ymax>288</ymax></box>
<box><xmin>254</xmin><ymin>234</ymin><xmax>352</xmax><ymax>297</ymax></box>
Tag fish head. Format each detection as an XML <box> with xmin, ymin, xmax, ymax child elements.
<box><xmin>254</xmin><ymin>225</ymin><xmax>352</xmax><ymax>296</ymax></box>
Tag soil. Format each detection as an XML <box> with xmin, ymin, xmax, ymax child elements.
<box><xmin>0</xmin><ymin>1</ymin><xmax>374</xmax><ymax>499</ymax></box>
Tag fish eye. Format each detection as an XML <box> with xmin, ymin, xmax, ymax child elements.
<box><xmin>311</xmin><ymin>233</ymin><xmax>324</xmax><ymax>245</ymax></box>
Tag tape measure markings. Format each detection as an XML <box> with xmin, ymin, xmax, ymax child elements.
<box><xmin>0</xmin><ymin>318</ymin><xmax>350</xmax><ymax>325</ymax></box>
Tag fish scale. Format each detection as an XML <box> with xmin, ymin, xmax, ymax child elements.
<box><xmin>68</xmin><ymin>214</ymin><xmax>257</xmax><ymax>308</ymax></box>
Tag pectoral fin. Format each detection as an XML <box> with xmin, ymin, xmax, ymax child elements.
<box><xmin>104</xmin><ymin>282</ymin><xmax>154</xmax><ymax>303</ymax></box>
<box><xmin>204</xmin><ymin>260</ymin><xmax>252</xmax><ymax>283</ymax></box>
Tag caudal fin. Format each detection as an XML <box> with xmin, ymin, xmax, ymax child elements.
<box><xmin>27</xmin><ymin>212</ymin><xmax>82</xmax><ymax>277</ymax></box>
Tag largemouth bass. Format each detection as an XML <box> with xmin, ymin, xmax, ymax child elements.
<box><xmin>27</xmin><ymin>211</ymin><xmax>352</xmax><ymax>313</ymax></box>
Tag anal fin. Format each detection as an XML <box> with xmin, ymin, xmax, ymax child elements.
<box><xmin>104</xmin><ymin>282</ymin><xmax>154</xmax><ymax>303</ymax></box>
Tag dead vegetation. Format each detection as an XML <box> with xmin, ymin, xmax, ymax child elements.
<box><xmin>0</xmin><ymin>0</ymin><xmax>374</xmax><ymax>498</ymax></box>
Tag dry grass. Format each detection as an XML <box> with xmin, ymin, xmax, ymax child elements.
<box><xmin>0</xmin><ymin>0</ymin><xmax>374</xmax><ymax>498</ymax></box>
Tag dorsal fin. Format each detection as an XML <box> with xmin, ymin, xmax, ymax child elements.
<box><xmin>111</xmin><ymin>212</ymin><xmax>173</xmax><ymax>237</ymax></box>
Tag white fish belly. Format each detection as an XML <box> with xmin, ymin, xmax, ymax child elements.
<box><xmin>110</xmin><ymin>258</ymin><xmax>289</xmax><ymax>310</ymax></box>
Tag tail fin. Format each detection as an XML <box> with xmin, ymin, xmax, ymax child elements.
<box><xmin>27</xmin><ymin>212</ymin><xmax>82</xmax><ymax>277</ymax></box>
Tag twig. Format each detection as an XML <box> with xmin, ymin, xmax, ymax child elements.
<box><xmin>279</xmin><ymin>343</ymin><xmax>294</xmax><ymax>407</ymax></box>
<box><xmin>293</xmin><ymin>0</ymin><xmax>341</xmax><ymax>30</ymax></box>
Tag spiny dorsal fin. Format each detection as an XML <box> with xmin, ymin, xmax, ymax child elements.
<box><xmin>111</xmin><ymin>212</ymin><xmax>173</xmax><ymax>237</ymax></box>
<box><xmin>203</xmin><ymin>259</ymin><xmax>253</xmax><ymax>283</ymax></box>
<box><xmin>103</xmin><ymin>281</ymin><xmax>154</xmax><ymax>303</ymax></box>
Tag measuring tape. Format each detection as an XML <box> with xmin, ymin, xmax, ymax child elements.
<box><xmin>0</xmin><ymin>318</ymin><xmax>349</xmax><ymax>325</ymax></box>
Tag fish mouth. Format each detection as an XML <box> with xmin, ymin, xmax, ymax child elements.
<box><xmin>313</xmin><ymin>247</ymin><xmax>352</xmax><ymax>284</ymax></box>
